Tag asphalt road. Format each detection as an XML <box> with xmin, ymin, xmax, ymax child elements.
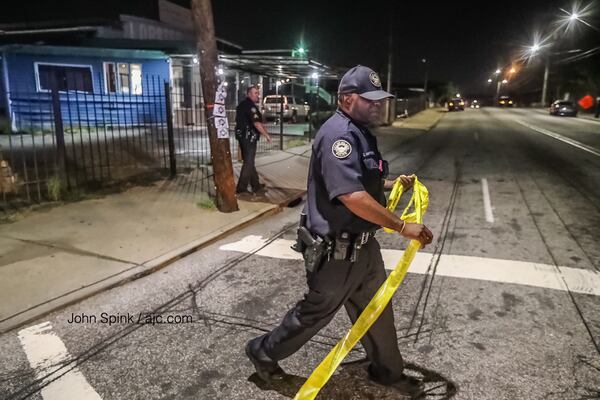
<box><xmin>1</xmin><ymin>107</ymin><xmax>599</xmax><ymax>400</ymax></box>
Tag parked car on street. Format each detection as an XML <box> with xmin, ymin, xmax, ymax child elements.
<box><xmin>549</xmin><ymin>100</ymin><xmax>577</xmax><ymax>117</ymax></box>
<box><xmin>498</xmin><ymin>96</ymin><xmax>514</xmax><ymax>107</ymax></box>
<box><xmin>263</xmin><ymin>95</ymin><xmax>310</xmax><ymax>123</ymax></box>
<box><xmin>448</xmin><ymin>98</ymin><xmax>465</xmax><ymax>111</ymax></box>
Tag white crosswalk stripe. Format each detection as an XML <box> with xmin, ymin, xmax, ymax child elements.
<box><xmin>18</xmin><ymin>322</ymin><xmax>102</xmax><ymax>400</ymax></box>
<box><xmin>220</xmin><ymin>235</ymin><xmax>600</xmax><ymax>297</ymax></box>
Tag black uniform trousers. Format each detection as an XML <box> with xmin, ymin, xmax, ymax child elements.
<box><xmin>236</xmin><ymin>138</ymin><xmax>260</xmax><ymax>192</ymax></box>
<box><xmin>254</xmin><ymin>237</ymin><xmax>404</xmax><ymax>384</ymax></box>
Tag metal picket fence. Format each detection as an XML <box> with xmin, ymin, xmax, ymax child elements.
<box><xmin>0</xmin><ymin>77</ymin><xmax>309</xmax><ymax>211</ymax></box>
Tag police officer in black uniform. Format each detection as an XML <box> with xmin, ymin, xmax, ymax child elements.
<box><xmin>235</xmin><ymin>86</ymin><xmax>271</xmax><ymax>194</ymax></box>
<box><xmin>245</xmin><ymin>66</ymin><xmax>434</xmax><ymax>398</ymax></box>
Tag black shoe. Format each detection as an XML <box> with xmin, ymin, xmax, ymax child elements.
<box><xmin>236</xmin><ymin>188</ymin><xmax>250</xmax><ymax>194</ymax></box>
<box><xmin>252</xmin><ymin>184</ymin><xmax>266</xmax><ymax>193</ymax></box>
<box><xmin>245</xmin><ymin>338</ymin><xmax>285</xmax><ymax>382</ymax></box>
<box><xmin>370</xmin><ymin>372</ymin><xmax>425</xmax><ymax>399</ymax></box>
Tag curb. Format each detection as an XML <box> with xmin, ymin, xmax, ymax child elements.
<box><xmin>0</xmin><ymin>203</ymin><xmax>282</xmax><ymax>334</ymax></box>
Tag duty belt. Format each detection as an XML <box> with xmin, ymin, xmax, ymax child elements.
<box><xmin>336</xmin><ymin>231</ymin><xmax>374</xmax><ymax>245</ymax></box>
<box><xmin>293</xmin><ymin>227</ymin><xmax>375</xmax><ymax>268</ymax></box>
<box><xmin>331</xmin><ymin>231</ymin><xmax>375</xmax><ymax>262</ymax></box>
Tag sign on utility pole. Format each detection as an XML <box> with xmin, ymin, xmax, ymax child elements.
<box><xmin>191</xmin><ymin>0</ymin><xmax>238</xmax><ymax>212</ymax></box>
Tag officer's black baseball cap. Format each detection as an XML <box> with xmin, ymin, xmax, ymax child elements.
<box><xmin>337</xmin><ymin>65</ymin><xmax>394</xmax><ymax>101</ymax></box>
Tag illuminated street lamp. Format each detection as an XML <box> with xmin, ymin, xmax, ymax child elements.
<box><xmin>559</xmin><ymin>6</ymin><xmax>599</xmax><ymax>32</ymax></box>
<box><xmin>509</xmin><ymin>67</ymin><xmax>516</xmax><ymax>74</ymax></box>
<box><xmin>495</xmin><ymin>69</ymin><xmax>501</xmax><ymax>74</ymax></box>
<box><xmin>487</xmin><ymin>78</ymin><xmax>493</xmax><ymax>83</ymax></box>
<box><xmin>502</xmin><ymin>79</ymin><xmax>508</xmax><ymax>84</ymax></box>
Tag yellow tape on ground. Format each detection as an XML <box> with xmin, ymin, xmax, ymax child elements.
<box><xmin>294</xmin><ymin>178</ymin><xmax>429</xmax><ymax>400</ymax></box>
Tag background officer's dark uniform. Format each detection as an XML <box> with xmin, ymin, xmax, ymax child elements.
<box><xmin>249</xmin><ymin>103</ymin><xmax>405</xmax><ymax>384</ymax></box>
<box><xmin>235</xmin><ymin>97</ymin><xmax>263</xmax><ymax>193</ymax></box>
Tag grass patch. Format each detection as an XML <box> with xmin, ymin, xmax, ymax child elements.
<box><xmin>46</xmin><ymin>175</ymin><xmax>87</xmax><ymax>202</ymax></box>
<box><xmin>196</xmin><ymin>197</ymin><xmax>216</xmax><ymax>210</ymax></box>
<box><xmin>46</xmin><ymin>175</ymin><xmax>64</xmax><ymax>202</ymax></box>
<box><xmin>285</xmin><ymin>139</ymin><xmax>307</xmax><ymax>149</ymax></box>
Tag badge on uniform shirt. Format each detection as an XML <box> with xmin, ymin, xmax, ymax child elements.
<box><xmin>332</xmin><ymin>139</ymin><xmax>352</xmax><ymax>159</ymax></box>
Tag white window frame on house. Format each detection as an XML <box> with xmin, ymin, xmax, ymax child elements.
<box><xmin>34</xmin><ymin>62</ymin><xmax>94</xmax><ymax>93</ymax></box>
<box><xmin>103</xmin><ymin>62</ymin><xmax>143</xmax><ymax>95</ymax></box>
<box><xmin>103</xmin><ymin>62</ymin><xmax>118</xmax><ymax>94</ymax></box>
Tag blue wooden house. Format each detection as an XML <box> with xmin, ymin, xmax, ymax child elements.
<box><xmin>0</xmin><ymin>45</ymin><xmax>171</xmax><ymax>132</ymax></box>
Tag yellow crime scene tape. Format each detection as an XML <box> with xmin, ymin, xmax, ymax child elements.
<box><xmin>294</xmin><ymin>177</ymin><xmax>429</xmax><ymax>400</ymax></box>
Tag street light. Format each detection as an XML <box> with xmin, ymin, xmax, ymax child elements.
<box><xmin>487</xmin><ymin>78</ymin><xmax>493</xmax><ymax>83</ymax></box>
<box><xmin>559</xmin><ymin>6</ymin><xmax>600</xmax><ymax>32</ymax></box>
<box><xmin>502</xmin><ymin>79</ymin><xmax>508</xmax><ymax>84</ymax></box>
<box><xmin>422</xmin><ymin>58</ymin><xmax>428</xmax><ymax>94</ymax></box>
<box><xmin>495</xmin><ymin>69</ymin><xmax>501</xmax><ymax>74</ymax></box>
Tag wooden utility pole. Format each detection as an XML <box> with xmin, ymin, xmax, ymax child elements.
<box><xmin>191</xmin><ymin>0</ymin><xmax>238</xmax><ymax>212</ymax></box>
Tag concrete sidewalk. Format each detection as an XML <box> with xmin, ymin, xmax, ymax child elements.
<box><xmin>0</xmin><ymin>147</ymin><xmax>310</xmax><ymax>333</ymax></box>
<box><xmin>0</xmin><ymin>108</ymin><xmax>443</xmax><ymax>334</ymax></box>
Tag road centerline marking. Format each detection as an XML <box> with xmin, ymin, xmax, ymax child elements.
<box><xmin>481</xmin><ymin>178</ymin><xmax>494</xmax><ymax>223</ymax></box>
<box><xmin>18</xmin><ymin>322</ymin><xmax>102</xmax><ymax>400</ymax></box>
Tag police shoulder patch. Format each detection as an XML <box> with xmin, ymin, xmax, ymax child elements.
<box><xmin>332</xmin><ymin>139</ymin><xmax>352</xmax><ymax>159</ymax></box>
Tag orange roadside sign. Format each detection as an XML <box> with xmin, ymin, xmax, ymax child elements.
<box><xmin>579</xmin><ymin>95</ymin><xmax>594</xmax><ymax>110</ymax></box>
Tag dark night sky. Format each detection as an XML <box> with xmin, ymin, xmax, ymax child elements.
<box><xmin>212</xmin><ymin>0</ymin><xmax>599</xmax><ymax>94</ymax></box>
<box><xmin>1</xmin><ymin>0</ymin><xmax>598</xmax><ymax>95</ymax></box>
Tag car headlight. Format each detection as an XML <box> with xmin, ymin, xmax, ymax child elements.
<box><xmin>508</xmin><ymin>100</ymin><xmax>513</xmax><ymax>104</ymax></box>
<box><xmin>460</xmin><ymin>102</ymin><xmax>465</xmax><ymax>106</ymax></box>
<box><xmin>449</xmin><ymin>102</ymin><xmax>454</xmax><ymax>106</ymax></box>
<box><xmin>476</xmin><ymin>105</ymin><xmax>480</xmax><ymax>108</ymax></box>
<box><xmin>500</xmin><ymin>100</ymin><xmax>505</xmax><ymax>104</ymax></box>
